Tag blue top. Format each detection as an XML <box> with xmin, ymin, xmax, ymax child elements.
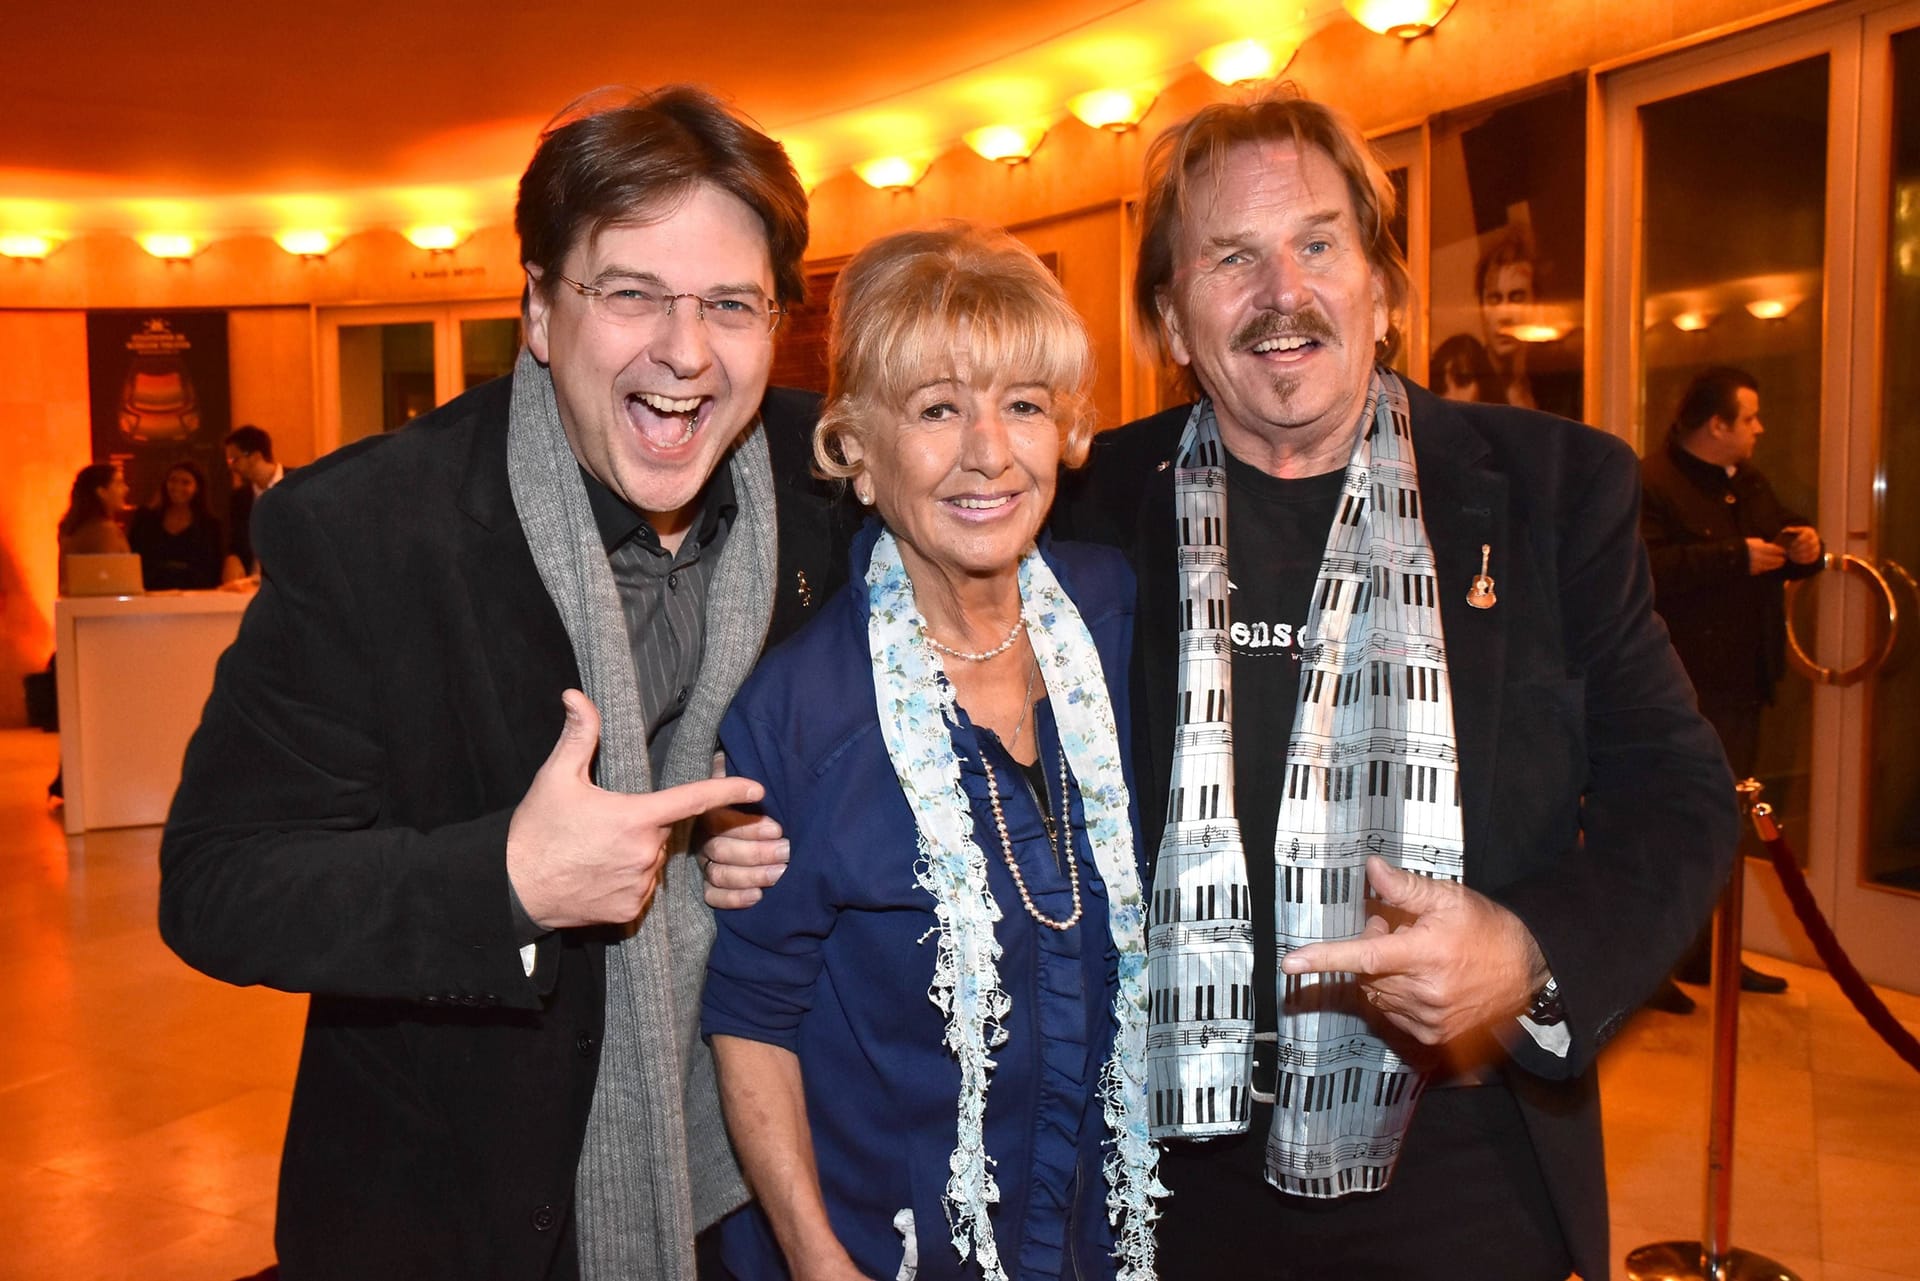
<box><xmin>702</xmin><ymin>522</ymin><xmax>1139</xmax><ymax>1281</ymax></box>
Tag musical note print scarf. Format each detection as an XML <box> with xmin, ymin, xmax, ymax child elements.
<box><xmin>1145</xmin><ymin>368</ymin><xmax>1466</xmax><ymax>1198</ymax></box>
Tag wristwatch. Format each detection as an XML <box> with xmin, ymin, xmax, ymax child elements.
<box><xmin>1524</xmin><ymin>976</ymin><xmax>1565</xmax><ymax>1026</ymax></box>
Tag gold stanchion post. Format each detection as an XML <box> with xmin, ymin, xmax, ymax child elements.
<box><xmin>1624</xmin><ymin>779</ymin><xmax>1802</xmax><ymax>1281</ymax></box>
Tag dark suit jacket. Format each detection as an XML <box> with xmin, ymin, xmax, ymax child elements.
<box><xmin>160</xmin><ymin>377</ymin><xmax>850</xmax><ymax>1280</ymax></box>
<box><xmin>1053</xmin><ymin>380</ymin><xmax>1737</xmax><ymax>1281</ymax></box>
<box><xmin>1640</xmin><ymin>437</ymin><xmax>1821</xmax><ymax>708</ymax></box>
<box><xmin>226</xmin><ymin>477</ymin><xmax>259</xmax><ymax>575</ymax></box>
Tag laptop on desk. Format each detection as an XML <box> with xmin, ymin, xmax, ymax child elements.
<box><xmin>64</xmin><ymin>553</ymin><xmax>146</xmax><ymax>597</ymax></box>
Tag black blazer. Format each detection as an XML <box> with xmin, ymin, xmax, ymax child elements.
<box><xmin>1640</xmin><ymin>438</ymin><xmax>1821</xmax><ymax>707</ymax></box>
<box><xmin>160</xmin><ymin>377</ymin><xmax>850</xmax><ymax>1280</ymax></box>
<box><xmin>1053</xmin><ymin>380</ymin><xmax>1736</xmax><ymax>1281</ymax></box>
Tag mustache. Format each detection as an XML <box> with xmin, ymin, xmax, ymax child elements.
<box><xmin>1232</xmin><ymin>309</ymin><xmax>1337</xmax><ymax>352</ymax></box>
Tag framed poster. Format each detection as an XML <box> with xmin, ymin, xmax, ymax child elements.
<box><xmin>1425</xmin><ymin>77</ymin><xmax>1586</xmax><ymax>422</ymax></box>
<box><xmin>85</xmin><ymin>311</ymin><xmax>232</xmax><ymax>512</ymax></box>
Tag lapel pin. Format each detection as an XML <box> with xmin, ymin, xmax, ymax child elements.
<box><xmin>796</xmin><ymin>569</ymin><xmax>813</xmax><ymax>609</ymax></box>
<box><xmin>1466</xmin><ymin>543</ymin><xmax>1497</xmax><ymax>610</ymax></box>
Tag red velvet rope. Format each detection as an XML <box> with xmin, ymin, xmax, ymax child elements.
<box><xmin>1759</xmin><ymin>830</ymin><xmax>1920</xmax><ymax>1074</ymax></box>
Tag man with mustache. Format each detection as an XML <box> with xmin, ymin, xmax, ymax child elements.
<box><xmin>160</xmin><ymin>86</ymin><xmax>847</xmax><ymax>1280</ymax></box>
<box><xmin>1051</xmin><ymin>88</ymin><xmax>1735</xmax><ymax>1279</ymax></box>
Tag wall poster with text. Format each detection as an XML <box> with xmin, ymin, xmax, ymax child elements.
<box><xmin>85</xmin><ymin>310</ymin><xmax>232</xmax><ymax>516</ymax></box>
<box><xmin>1425</xmin><ymin>76</ymin><xmax>1587</xmax><ymax>423</ymax></box>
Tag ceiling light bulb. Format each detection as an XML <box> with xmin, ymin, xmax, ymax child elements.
<box><xmin>139</xmin><ymin>233</ymin><xmax>199</xmax><ymax>260</ymax></box>
<box><xmin>1744</xmin><ymin>298</ymin><xmax>1796</xmax><ymax>320</ymax></box>
<box><xmin>0</xmin><ymin>233</ymin><xmax>57</xmax><ymax>259</ymax></box>
<box><xmin>1197</xmin><ymin>39</ymin><xmax>1282</xmax><ymax>85</ymax></box>
<box><xmin>403</xmin><ymin>225</ymin><xmax>466</xmax><ymax>251</ymax></box>
<box><xmin>275</xmin><ymin>229</ymin><xmax>336</xmax><ymax>258</ymax></box>
<box><xmin>964</xmin><ymin>124</ymin><xmax>1046</xmax><ymax>165</ymax></box>
<box><xmin>1343</xmin><ymin>0</ymin><xmax>1457</xmax><ymax>38</ymax></box>
<box><xmin>1672</xmin><ymin>311</ymin><xmax>1714</xmax><ymax>332</ymax></box>
<box><xmin>1069</xmin><ymin>88</ymin><xmax>1155</xmax><ymax>133</ymax></box>
<box><xmin>854</xmin><ymin>156</ymin><xmax>929</xmax><ymax>191</ymax></box>
<box><xmin>1508</xmin><ymin>323</ymin><xmax>1565</xmax><ymax>344</ymax></box>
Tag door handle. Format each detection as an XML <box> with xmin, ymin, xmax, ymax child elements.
<box><xmin>1879</xmin><ymin>560</ymin><xmax>1918</xmax><ymax>677</ymax></box>
<box><xmin>1784</xmin><ymin>552</ymin><xmax>1900</xmax><ymax>687</ymax></box>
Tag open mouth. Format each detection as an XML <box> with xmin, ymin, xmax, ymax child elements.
<box><xmin>627</xmin><ymin>390</ymin><xmax>708</xmax><ymax>449</ymax></box>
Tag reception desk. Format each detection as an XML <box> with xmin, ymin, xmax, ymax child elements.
<box><xmin>54</xmin><ymin>590</ymin><xmax>250</xmax><ymax>834</ymax></box>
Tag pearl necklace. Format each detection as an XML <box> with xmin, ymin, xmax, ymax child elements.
<box><xmin>922</xmin><ymin>615</ymin><xmax>1026</xmax><ymax>662</ymax></box>
<box><xmin>981</xmin><ymin>748</ymin><xmax>1080</xmax><ymax>931</ymax></box>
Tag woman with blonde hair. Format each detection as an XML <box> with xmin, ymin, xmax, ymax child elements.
<box><xmin>703</xmin><ymin>222</ymin><xmax>1160</xmax><ymax>1280</ymax></box>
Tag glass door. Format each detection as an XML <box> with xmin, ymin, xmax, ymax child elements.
<box><xmin>1601</xmin><ymin>1</ymin><xmax>1920</xmax><ymax>992</ymax></box>
<box><xmin>1841</xmin><ymin>3</ymin><xmax>1920</xmax><ymax>986</ymax></box>
<box><xmin>316</xmin><ymin>300</ymin><xmax>522</xmax><ymax>453</ymax></box>
<box><xmin>1370</xmin><ymin>124</ymin><xmax>1428</xmax><ymax>385</ymax></box>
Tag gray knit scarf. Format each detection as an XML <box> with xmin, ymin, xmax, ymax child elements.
<box><xmin>506</xmin><ymin>348</ymin><xmax>774</xmax><ymax>1279</ymax></box>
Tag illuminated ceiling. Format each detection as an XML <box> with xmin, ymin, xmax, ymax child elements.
<box><xmin>2</xmin><ymin>0</ymin><xmax>1348</xmax><ymax>243</ymax></box>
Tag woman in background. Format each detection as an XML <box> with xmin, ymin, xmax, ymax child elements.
<box><xmin>129</xmin><ymin>460</ymin><xmax>225</xmax><ymax>589</ymax></box>
<box><xmin>49</xmin><ymin>461</ymin><xmax>132</xmax><ymax>801</ymax></box>
<box><xmin>56</xmin><ymin>462</ymin><xmax>131</xmax><ymax>594</ymax></box>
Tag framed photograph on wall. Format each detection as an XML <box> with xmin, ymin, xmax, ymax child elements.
<box><xmin>1425</xmin><ymin>75</ymin><xmax>1587</xmax><ymax>422</ymax></box>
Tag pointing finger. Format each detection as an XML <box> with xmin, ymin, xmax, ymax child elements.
<box><xmin>1283</xmin><ymin>932</ymin><xmax>1408</xmax><ymax>980</ymax></box>
<box><xmin>637</xmin><ymin>775</ymin><xmax>767</xmax><ymax>826</ymax></box>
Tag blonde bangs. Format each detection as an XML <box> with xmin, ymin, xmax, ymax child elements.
<box><xmin>816</xmin><ymin>222</ymin><xmax>1097</xmax><ymax>478</ymax></box>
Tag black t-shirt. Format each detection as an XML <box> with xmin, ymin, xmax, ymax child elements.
<box><xmin>1164</xmin><ymin>450</ymin><xmax>1345</xmax><ymax>1188</ymax></box>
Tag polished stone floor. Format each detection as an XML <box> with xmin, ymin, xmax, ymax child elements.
<box><xmin>3</xmin><ymin>727</ymin><xmax>1916</xmax><ymax>1281</ymax></box>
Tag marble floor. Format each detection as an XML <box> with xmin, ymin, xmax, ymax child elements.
<box><xmin>2</xmin><ymin>726</ymin><xmax>1916</xmax><ymax>1281</ymax></box>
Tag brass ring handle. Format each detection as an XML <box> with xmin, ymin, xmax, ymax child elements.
<box><xmin>1784</xmin><ymin>552</ymin><xmax>1899</xmax><ymax>687</ymax></box>
<box><xmin>1882</xmin><ymin>560</ymin><xmax>1918</xmax><ymax>677</ymax></box>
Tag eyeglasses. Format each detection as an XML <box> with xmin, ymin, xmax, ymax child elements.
<box><xmin>555</xmin><ymin>274</ymin><xmax>782</xmax><ymax>334</ymax></box>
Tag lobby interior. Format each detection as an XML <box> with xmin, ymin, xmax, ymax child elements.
<box><xmin>5</xmin><ymin>1</ymin><xmax>1920</xmax><ymax>1278</ymax></box>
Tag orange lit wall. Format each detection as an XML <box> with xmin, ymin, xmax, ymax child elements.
<box><xmin>0</xmin><ymin>0</ymin><xmax>1831</xmax><ymax>722</ymax></box>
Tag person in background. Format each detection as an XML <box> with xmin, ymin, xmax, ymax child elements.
<box><xmin>56</xmin><ymin>462</ymin><xmax>131</xmax><ymax>594</ymax></box>
<box><xmin>702</xmin><ymin>222</ymin><xmax>1157</xmax><ymax>1281</ymax></box>
<box><xmin>1641</xmin><ymin>365</ymin><xmax>1820</xmax><ymax>1000</ymax></box>
<box><xmin>1428</xmin><ymin>333</ymin><xmax>1498</xmax><ymax>404</ymax></box>
<box><xmin>129</xmin><ymin>459</ymin><xmax>225</xmax><ymax>590</ymax></box>
<box><xmin>50</xmin><ymin>461</ymin><xmax>132</xmax><ymax>801</ymax></box>
<box><xmin>221</xmin><ymin>423</ymin><xmax>283</xmax><ymax>583</ymax></box>
<box><xmin>1475</xmin><ymin>228</ymin><xmax>1541</xmax><ymax>410</ymax></box>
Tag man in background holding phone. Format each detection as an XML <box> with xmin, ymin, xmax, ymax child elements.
<box><xmin>1641</xmin><ymin>365</ymin><xmax>1823</xmax><ymax>998</ymax></box>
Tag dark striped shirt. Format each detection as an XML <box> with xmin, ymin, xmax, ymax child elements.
<box><xmin>581</xmin><ymin>466</ymin><xmax>736</xmax><ymax>777</ymax></box>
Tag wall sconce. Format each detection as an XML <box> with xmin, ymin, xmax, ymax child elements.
<box><xmin>1508</xmin><ymin>323</ymin><xmax>1566</xmax><ymax>344</ymax></box>
<box><xmin>1344</xmin><ymin>0</ymin><xmax>1456</xmax><ymax>38</ymax></box>
<box><xmin>964</xmin><ymin>124</ymin><xmax>1047</xmax><ymax>165</ymax></box>
<box><xmin>1197</xmin><ymin>38</ymin><xmax>1291</xmax><ymax>85</ymax></box>
<box><xmin>139</xmin><ymin>233</ymin><xmax>200</xmax><ymax>260</ymax></box>
<box><xmin>0</xmin><ymin>233</ymin><xmax>58</xmax><ymax>260</ymax></box>
<box><xmin>404</xmin><ymin>225</ymin><xmax>468</xmax><ymax>252</ymax></box>
<box><xmin>275</xmin><ymin>229</ymin><xmax>338</xmax><ymax>258</ymax></box>
<box><xmin>1069</xmin><ymin>88</ymin><xmax>1156</xmax><ymax>133</ymax></box>
<box><xmin>853</xmin><ymin>156</ymin><xmax>931</xmax><ymax>191</ymax></box>
<box><xmin>1672</xmin><ymin>311</ymin><xmax>1715</xmax><ymax>332</ymax></box>
<box><xmin>1744</xmin><ymin>297</ymin><xmax>1800</xmax><ymax>320</ymax></box>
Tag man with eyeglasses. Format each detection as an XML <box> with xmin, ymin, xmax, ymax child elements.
<box><xmin>220</xmin><ymin>423</ymin><xmax>283</xmax><ymax>583</ymax></box>
<box><xmin>161</xmin><ymin>86</ymin><xmax>848</xmax><ymax>1281</ymax></box>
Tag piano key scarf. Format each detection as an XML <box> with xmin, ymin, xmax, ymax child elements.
<box><xmin>865</xmin><ymin>529</ymin><xmax>1162</xmax><ymax>1280</ymax></box>
<box><xmin>1145</xmin><ymin>369</ymin><xmax>1465</xmax><ymax>1198</ymax></box>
